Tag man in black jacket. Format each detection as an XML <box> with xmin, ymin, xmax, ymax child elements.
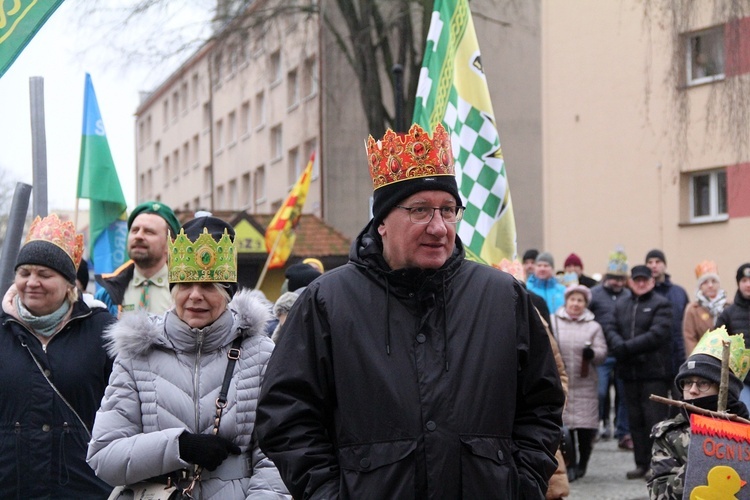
<box><xmin>717</xmin><ymin>262</ymin><xmax>750</xmax><ymax>407</ymax></box>
<box><xmin>256</xmin><ymin>123</ymin><xmax>564</xmax><ymax>499</ymax></box>
<box><xmin>607</xmin><ymin>264</ymin><xmax>672</xmax><ymax>480</ymax></box>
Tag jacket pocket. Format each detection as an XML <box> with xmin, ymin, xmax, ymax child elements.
<box><xmin>460</xmin><ymin>435</ymin><xmax>517</xmax><ymax>498</ymax></box>
<box><xmin>338</xmin><ymin>438</ymin><xmax>417</xmax><ymax>500</ymax></box>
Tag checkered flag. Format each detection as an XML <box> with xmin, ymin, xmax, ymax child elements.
<box><xmin>414</xmin><ymin>0</ymin><xmax>517</xmax><ymax>264</ymax></box>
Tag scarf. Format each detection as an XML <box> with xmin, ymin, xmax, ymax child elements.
<box><xmin>696</xmin><ymin>289</ymin><xmax>727</xmax><ymax>323</ymax></box>
<box><xmin>15</xmin><ymin>296</ymin><xmax>71</xmax><ymax>338</ymax></box>
<box><xmin>682</xmin><ymin>394</ymin><xmax>750</xmax><ymax>419</ymax></box>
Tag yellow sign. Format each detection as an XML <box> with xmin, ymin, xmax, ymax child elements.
<box><xmin>234</xmin><ymin>219</ymin><xmax>267</xmax><ymax>254</ymax></box>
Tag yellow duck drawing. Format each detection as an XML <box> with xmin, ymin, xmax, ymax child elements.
<box><xmin>690</xmin><ymin>465</ymin><xmax>747</xmax><ymax>500</ymax></box>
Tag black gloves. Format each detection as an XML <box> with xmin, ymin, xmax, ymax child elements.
<box><xmin>582</xmin><ymin>346</ymin><xmax>595</xmax><ymax>360</ymax></box>
<box><xmin>178</xmin><ymin>432</ymin><xmax>241</xmax><ymax>471</ymax></box>
<box><xmin>611</xmin><ymin>344</ymin><xmax>628</xmax><ymax>361</ymax></box>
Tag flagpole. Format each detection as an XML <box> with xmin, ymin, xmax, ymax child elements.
<box><xmin>255</xmin><ymin>229</ymin><xmax>285</xmax><ymax>290</ymax></box>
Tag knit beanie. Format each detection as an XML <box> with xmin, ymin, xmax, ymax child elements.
<box><xmin>15</xmin><ymin>214</ymin><xmax>84</xmax><ymax>285</ymax></box>
<box><xmin>645</xmin><ymin>249</ymin><xmax>666</xmax><ymax>264</ymax></box>
<box><xmin>367</xmin><ymin>123</ymin><xmax>461</xmax><ymax>224</ymax></box>
<box><xmin>273</xmin><ymin>291</ymin><xmax>300</xmax><ymax>318</ymax></box>
<box><xmin>128</xmin><ymin>201</ymin><xmax>181</xmax><ymax>238</ymax></box>
<box><xmin>736</xmin><ymin>263</ymin><xmax>750</xmax><ymax>285</ymax></box>
<box><xmin>675</xmin><ymin>354</ymin><xmax>742</xmax><ymax>401</ymax></box>
<box><xmin>285</xmin><ymin>263</ymin><xmax>321</xmax><ymax>292</ymax></box>
<box><xmin>564</xmin><ymin>253</ymin><xmax>583</xmax><ymax>269</ymax></box>
<box><xmin>605</xmin><ymin>247</ymin><xmax>628</xmax><ymax>278</ymax></box>
<box><xmin>536</xmin><ymin>252</ymin><xmax>554</xmax><ymax>268</ymax></box>
<box><xmin>564</xmin><ymin>284</ymin><xmax>591</xmax><ymax>304</ymax></box>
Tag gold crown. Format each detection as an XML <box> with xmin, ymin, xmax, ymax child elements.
<box><xmin>691</xmin><ymin>326</ymin><xmax>750</xmax><ymax>380</ymax></box>
<box><xmin>168</xmin><ymin>227</ymin><xmax>237</xmax><ymax>284</ymax></box>
<box><xmin>695</xmin><ymin>260</ymin><xmax>719</xmax><ymax>279</ymax></box>
<box><xmin>25</xmin><ymin>214</ymin><xmax>84</xmax><ymax>269</ymax></box>
<box><xmin>493</xmin><ymin>258</ymin><xmax>524</xmax><ymax>282</ymax></box>
<box><xmin>365</xmin><ymin>123</ymin><xmax>454</xmax><ymax>190</ymax></box>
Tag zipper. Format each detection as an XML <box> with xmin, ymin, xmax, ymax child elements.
<box><xmin>193</xmin><ymin>330</ymin><xmax>205</xmax><ymax>430</ymax></box>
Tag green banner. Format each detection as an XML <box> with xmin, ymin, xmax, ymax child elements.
<box><xmin>0</xmin><ymin>1</ymin><xmax>65</xmax><ymax>78</ymax></box>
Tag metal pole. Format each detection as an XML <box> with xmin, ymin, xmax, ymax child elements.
<box><xmin>0</xmin><ymin>183</ymin><xmax>33</xmax><ymax>294</ymax></box>
<box><xmin>29</xmin><ymin>77</ymin><xmax>48</xmax><ymax>217</ymax></box>
<box><xmin>392</xmin><ymin>64</ymin><xmax>405</xmax><ymax>133</ymax></box>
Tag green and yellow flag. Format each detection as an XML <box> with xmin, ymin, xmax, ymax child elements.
<box><xmin>0</xmin><ymin>1</ymin><xmax>65</xmax><ymax>78</ymax></box>
<box><xmin>413</xmin><ymin>0</ymin><xmax>517</xmax><ymax>265</ymax></box>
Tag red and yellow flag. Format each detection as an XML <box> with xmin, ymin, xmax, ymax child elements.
<box><xmin>265</xmin><ymin>152</ymin><xmax>314</xmax><ymax>269</ymax></box>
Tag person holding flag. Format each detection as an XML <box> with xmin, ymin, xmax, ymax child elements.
<box><xmin>256</xmin><ymin>123</ymin><xmax>563</xmax><ymax>498</ymax></box>
<box><xmin>413</xmin><ymin>0</ymin><xmax>517</xmax><ymax>265</ymax></box>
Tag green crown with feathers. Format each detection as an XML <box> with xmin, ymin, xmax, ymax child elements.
<box><xmin>168</xmin><ymin>227</ymin><xmax>237</xmax><ymax>284</ymax></box>
<box><xmin>692</xmin><ymin>326</ymin><xmax>750</xmax><ymax>381</ymax></box>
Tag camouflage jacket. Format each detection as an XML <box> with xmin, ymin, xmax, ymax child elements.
<box><xmin>647</xmin><ymin>413</ymin><xmax>689</xmax><ymax>500</ymax></box>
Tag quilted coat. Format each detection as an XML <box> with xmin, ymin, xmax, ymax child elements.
<box><xmin>256</xmin><ymin>221</ymin><xmax>565</xmax><ymax>499</ymax></box>
<box><xmin>551</xmin><ymin>308</ymin><xmax>607</xmax><ymax>430</ymax></box>
<box><xmin>87</xmin><ymin>289</ymin><xmax>289</xmax><ymax>499</ymax></box>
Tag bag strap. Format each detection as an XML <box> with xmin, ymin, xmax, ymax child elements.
<box><xmin>20</xmin><ymin>341</ymin><xmax>92</xmax><ymax>439</ymax></box>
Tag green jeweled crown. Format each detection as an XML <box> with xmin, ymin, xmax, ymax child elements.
<box><xmin>692</xmin><ymin>326</ymin><xmax>750</xmax><ymax>381</ymax></box>
<box><xmin>168</xmin><ymin>227</ymin><xmax>237</xmax><ymax>284</ymax></box>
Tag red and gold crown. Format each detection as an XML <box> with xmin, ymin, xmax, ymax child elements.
<box><xmin>366</xmin><ymin>123</ymin><xmax>454</xmax><ymax>190</ymax></box>
<box><xmin>493</xmin><ymin>258</ymin><xmax>525</xmax><ymax>282</ymax></box>
<box><xmin>25</xmin><ymin>214</ymin><xmax>84</xmax><ymax>269</ymax></box>
<box><xmin>695</xmin><ymin>260</ymin><xmax>719</xmax><ymax>279</ymax></box>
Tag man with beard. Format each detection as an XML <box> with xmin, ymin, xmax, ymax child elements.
<box><xmin>94</xmin><ymin>201</ymin><xmax>180</xmax><ymax>317</ymax></box>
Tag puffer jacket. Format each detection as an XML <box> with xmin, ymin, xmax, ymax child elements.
<box><xmin>87</xmin><ymin>289</ymin><xmax>289</xmax><ymax>500</ymax></box>
<box><xmin>257</xmin><ymin>221</ymin><xmax>564</xmax><ymax>500</ymax></box>
<box><xmin>606</xmin><ymin>289</ymin><xmax>673</xmax><ymax>381</ymax></box>
<box><xmin>552</xmin><ymin>308</ymin><xmax>607</xmax><ymax>429</ymax></box>
<box><xmin>0</xmin><ymin>287</ymin><xmax>115</xmax><ymax>499</ymax></box>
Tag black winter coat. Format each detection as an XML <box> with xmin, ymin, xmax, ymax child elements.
<box><xmin>0</xmin><ymin>295</ymin><xmax>115</xmax><ymax>499</ymax></box>
<box><xmin>257</xmin><ymin>222</ymin><xmax>564</xmax><ymax>500</ymax></box>
<box><xmin>717</xmin><ymin>291</ymin><xmax>750</xmax><ymax>384</ymax></box>
<box><xmin>606</xmin><ymin>289</ymin><xmax>673</xmax><ymax>381</ymax></box>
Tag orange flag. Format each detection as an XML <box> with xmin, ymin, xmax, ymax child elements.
<box><xmin>265</xmin><ymin>152</ymin><xmax>314</xmax><ymax>269</ymax></box>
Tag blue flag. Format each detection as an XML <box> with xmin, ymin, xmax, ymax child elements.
<box><xmin>77</xmin><ymin>73</ymin><xmax>128</xmax><ymax>275</ymax></box>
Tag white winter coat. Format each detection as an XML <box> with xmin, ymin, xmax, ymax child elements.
<box><xmin>87</xmin><ymin>289</ymin><xmax>289</xmax><ymax>499</ymax></box>
<box><xmin>552</xmin><ymin>307</ymin><xmax>608</xmax><ymax>430</ymax></box>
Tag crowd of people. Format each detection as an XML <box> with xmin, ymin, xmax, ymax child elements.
<box><xmin>2</xmin><ymin>122</ymin><xmax>748</xmax><ymax>499</ymax></box>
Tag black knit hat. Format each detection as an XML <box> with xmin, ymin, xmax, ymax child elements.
<box><xmin>15</xmin><ymin>240</ymin><xmax>77</xmax><ymax>284</ymax></box>
<box><xmin>645</xmin><ymin>249</ymin><xmax>666</xmax><ymax>264</ymax></box>
<box><xmin>285</xmin><ymin>263</ymin><xmax>321</xmax><ymax>292</ymax></box>
<box><xmin>176</xmin><ymin>216</ymin><xmax>238</xmax><ymax>296</ymax></box>
<box><xmin>675</xmin><ymin>353</ymin><xmax>743</xmax><ymax>401</ymax></box>
<box><xmin>736</xmin><ymin>263</ymin><xmax>750</xmax><ymax>285</ymax></box>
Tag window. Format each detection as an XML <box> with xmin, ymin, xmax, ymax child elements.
<box><xmin>216</xmin><ymin>119</ymin><xmax>224</xmax><ymax>151</ymax></box>
<box><xmin>202</xmin><ymin>103</ymin><xmax>211</xmax><ymax>132</ymax></box>
<box><xmin>173</xmin><ymin>150</ymin><xmax>180</xmax><ymax>179</ymax></box>
<box><xmin>213</xmin><ymin>52</ymin><xmax>223</xmax><ymax>86</ymax></box>
<box><xmin>146</xmin><ymin>116</ymin><xmax>152</xmax><ymax>143</ymax></box>
<box><xmin>162</xmin><ymin>100</ymin><xmax>169</xmax><ymax>130</ymax></box>
<box><xmin>251</xmin><ymin>30</ymin><xmax>265</xmax><ymax>57</ymax></box>
<box><xmin>270</xmin><ymin>50</ymin><xmax>281</xmax><ymax>84</ymax></box>
<box><xmin>689</xmin><ymin>169</ymin><xmax>727</xmax><ymax>222</ymax></box>
<box><xmin>138</xmin><ymin>121</ymin><xmax>145</xmax><ymax>149</ymax></box>
<box><xmin>164</xmin><ymin>156</ymin><xmax>171</xmax><ymax>186</ymax></box>
<box><xmin>172</xmin><ymin>91</ymin><xmax>179</xmax><ymax>121</ymax></box>
<box><xmin>242</xmin><ymin>173</ymin><xmax>251</xmax><ymax>208</ymax></box>
<box><xmin>154</xmin><ymin>141</ymin><xmax>161</xmax><ymax>168</ymax></box>
<box><xmin>228</xmin><ymin>111</ymin><xmax>237</xmax><ymax>146</ymax></box>
<box><xmin>287</xmin><ymin>68</ymin><xmax>299</xmax><ymax>108</ymax></box>
<box><xmin>181</xmin><ymin>81</ymin><xmax>188</xmax><ymax>113</ymax></box>
<box><xmin>182</xmin><ymin>142</ymin><xmax>189</xmax><ymax>174</ymax></box>
<box><xmin>686</xmin><ymin>26</ymin><xmax>725</xmax><ymax>85</ymax></box>
<box><xmin>302</xmin><ymin>57</ymin><xmax>318</xmax><ymax>97</ymax></box>
<box><xmin>254</xmin><ymin>166</ymin><xmax>266</xmax><ymax>203</ymax></box>
<box><xmin>240</xmin><ymin>101</ymin><xmax>251</xmax><ymax>137</ymax></box>
<box><xmin>192</xmin><ymin>135</ymin><xmax>199</xmax><ymax>167</ymax></box>
<box><xmin>228</xmin><ymin>179</ymin><xmax>237</xmax><ymax>208</ymax></box>
<box><xmin>255</xmin><ymin>92</ymin><xmax>265</xmax><ymax>129</ymax></box>
<box><xmin>288</xmin><ymin>147</ymin><xmax>301</xmax><ymax>186</ymax></box>
<box><xmin>271</xmin><ymin>125</ymin><xmax>282</xmax><ymax>161</ymax></box>
<box><xmin>228</xmin><ymin>44</ymin><xmax>239</xmax><ymax>77</ymax></box>
<box><xmin>216</xmin><ymin>185</ymin><xmax>225</xmax><ymax>209</ymax></box>
<box><xmin>191</xmin><ymin>73</ymin><xmax>200</xmax><ymax>105</ymax></box>
<box><xmin>193</xmin><ymin>197</ymin><xmax>201</xmax><ymax>211</ymax></box>
<box><xmin>305</xmin><ymin>138</ymin><xmax>318</xmax><ymax>178</ymax></box>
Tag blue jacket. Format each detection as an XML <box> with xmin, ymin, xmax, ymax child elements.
<box><xmin>527</xmin><ymin>274</ymin><xmax>566</xmax><ymax>315</ymax></box>
<box><xmin>0</xmin><ymin>294</ymin><xmax>115</xmax><ymax>499</ymax></box>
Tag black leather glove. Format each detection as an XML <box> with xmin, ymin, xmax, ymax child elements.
<box><xmin>178</xmin><ymin>432</ymin><xmax>241</xmax><ymax>471</ymax></box>
<box><xmin>582</xmin><ymin>346</ymin><xmax>595</xmax><ymax>360</ymax></box>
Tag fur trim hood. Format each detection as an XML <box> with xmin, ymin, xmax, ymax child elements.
<box><xmin>105</xmin><ymin>288</ymin><xmax>272</xmax><ymax>359</ymax></box>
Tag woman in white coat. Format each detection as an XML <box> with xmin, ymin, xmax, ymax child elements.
<box><xmin>552</xmin><ymin>284</ymin><xmax>608</xmax><ymax>482</ymax></box>
<box><xmin>87</xmin><ymin>216</ymin><xmax>289</xmax><ymax>499</ymax></box>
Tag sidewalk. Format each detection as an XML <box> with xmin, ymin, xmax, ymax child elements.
<box><xmin>567</xmin><ymin>436</ymin><xmax>650</xmax><ymax>499</ymax></box>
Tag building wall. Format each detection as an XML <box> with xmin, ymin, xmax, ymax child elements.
<box><xmin>543</xmin><ymin>1</ymin><xmax>750</xmax><ymax>293</ymax></box>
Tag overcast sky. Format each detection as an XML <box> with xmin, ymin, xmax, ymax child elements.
<box><xmin>0</xmin><ymin>1</ymin><xmax>211</xmax><ymax>213</ymax></box>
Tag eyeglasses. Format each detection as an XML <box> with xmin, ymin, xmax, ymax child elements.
<box><xmin>678</xmin><ymin>378</ymin><xmax>715</xmax><ymax>392</ymax></box>
<box><xmin>395</xmin><ymin>205</ymin><xmax>465</xmax><ymax>224</ymax></box>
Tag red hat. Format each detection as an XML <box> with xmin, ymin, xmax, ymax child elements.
<box><xmin>564</xmin><ymin>253</ymin><xmax>583</xmax><ymax>269</ymax></box>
